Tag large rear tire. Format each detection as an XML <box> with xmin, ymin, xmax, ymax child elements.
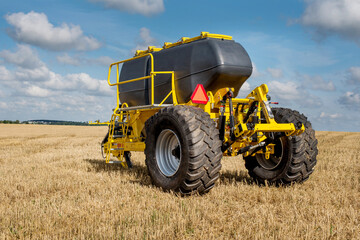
<box><xmin>244</xmin><ymin>107</ymin><xmax>318</xmax><ymax>185</ymax></box>
<box><xmin>145</xmin><ymin>105</ymin><xmax>222</xmax><ymax>194</ymax></box>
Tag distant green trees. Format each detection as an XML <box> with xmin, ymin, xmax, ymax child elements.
<box><xmin>0</xmin><ymin>120</ymin><xmax>90</xmax><ymax>125</ymax></box>
<box><xmin>0</xmin><ymin>120</ymin><xmax>20</xmax><ymax>124</ymax></box>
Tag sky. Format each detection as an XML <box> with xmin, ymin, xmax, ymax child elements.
<box><xmin>0</xmin><ymin>0</ymin><xmax>359</xmax><ymax>132</ymax></box>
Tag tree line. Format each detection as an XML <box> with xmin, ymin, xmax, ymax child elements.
<box><xmin>0</xmin><ymin>120</ymin><xmax>90</xmax><ymax>125</ymax></box>
<box><xmin>0</xmin><ymin>120</ymin><xmax>21</xmax><ymax>124</ymax></box>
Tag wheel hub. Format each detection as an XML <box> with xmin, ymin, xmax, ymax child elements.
<box><xmin>156</xmin><ymin>129</ymin><xmax>182</xmax><ymax>177</ymax></box>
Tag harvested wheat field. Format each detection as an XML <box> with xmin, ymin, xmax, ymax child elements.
<box><xmin>0</xmin><ymin>124</ymin><xmax>359</xmax><ymax>239</ymax></box>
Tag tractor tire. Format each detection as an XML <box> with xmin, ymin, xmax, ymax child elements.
<box><xmin>244</xmin><ymin>107</ymin><xmax>318</xmax><ymax>185</ymax></box>
<box><xmin>145</xmin><ymin>105</ymin><xmax>222</xmax><ymax>194</ymax></box>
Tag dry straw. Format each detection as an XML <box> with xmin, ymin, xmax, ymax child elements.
<box><xmin>0</xmin><ymin>125</ymin><xmax>359</xmax><ymax>239</ymax></box>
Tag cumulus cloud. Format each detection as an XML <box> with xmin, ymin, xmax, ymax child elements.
<box><xmin>302</xmin><ymin>74</ymin><xmax>335</xmax><ymax>91</ymax></box>
<box><xmin>43</xmin><ymin>72</ymin><xmax>113</xmax><ymax>96</ymax></box>
<box><xmin>251</xmin><ymin>63</ymin><xmax>261</xmax><ymax>78</ymax></box>
<box><xmin>242</xmin><ymin>82</ymin><xmax>250</xmax><ymax>92</ymax></box>
<box><xmin>267</xmin><ymin>68</ymin><xmax>283</xmax><ymax>78</ymax></box>
<box><xmin>132</xmin><ymin>27</ymin><xmax>158</xmax><ymax>54</ymax></box>
<box><xmin>15</xmin><ymin>66</ymin><xmax>52</xmax><ymax>82</ymax></box>
<box><xmin>0</xmin><ymin>89</ymin><xmax>5</xmax><ymax>98</ymax></box>
<box><xmin>25</xmin><ymin>85</ymin><xmax>51</xmax><ymax>97</ymax></box>
<box><xmin>0</xmin><ymin>74</ymin><xmax>114</xmax><ymax>120</ymax></box>
<box><xmin>57</xmin><ymin>54</ymin><xmax>115</xmax><ymax>66</ymax></box>
<box><xmin>5</xmin><ymin>11</ymin><xmax>101</xmax><ymax>51</ymax></box>
<box><xmin>347</xmin><ymin>66</ymin><xmax>360</xmax><ymax>84</ymax></box>
<box><xmin>88</xmin><ymin>56</ymin><xmax>115</xmax><ymax>66</ymax></box>
<box><xmin>0</xmin><ymin>66</ymin><xmax>13</xmax><ymax>81</ymax></box>
<box><xmin>338</xmin><ymin>91</ymin><xmax>360</xmax><ymax>108</ymax></box>
<box><xmin>298</xmin><ymin>0</ymin><xmax>360</xmax><ymax>45</ymax></box>
<box><xmin>236</xmin><ymin>82</ymin><xmax>251</xmax><ymax>98</ymax></box>
<box><xmin>1</xmin><ymin>57</ymin><xmax>113</xmax><ymax>99</ymax></box>
<box><xmin>56</xmin><ymin>54</ymin><xmax>81</xmax><ymax>66</ymax></box>
<box><xmin>319</xmin><ymin>112</ymin><xmax>342</xmax><ymax>119</ymax></box>
<box><xmin>0</xmin><ymin>44</ymin><xmax>44</xmax><ymax>69</ymax></box>
<box><xmin>89</xmin><ymin>0</ymin><xmax>164</xmax><ymax>16</ymax></box>
<box><xmin>0</xmin><ymin>62</ymin><xmax>115</xmax><ymax>98</ymax></box>
<box><xmin>268</xmin><ymin>80</ymin><xmax>322</xmax><ymax>107</ymax></box>
<box><xmin>0</xmin><ymin>44</ymin><xmax>113</xmax><ymax>97</ymax></box>
<box><xmin>268</xmin><ymin>81</ymin><xmax>301</xmax><ymax>101</ymax></box>
<box><xmin>0</xmin><ymin>102</ymin><xmax>8</xmax><ymax>109</ymax></box>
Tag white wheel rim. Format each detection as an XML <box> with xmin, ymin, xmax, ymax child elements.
<box><xmin>156</xmin><ymin>129</ymin><xmax>181</xmax><ymax>177</ymax></box>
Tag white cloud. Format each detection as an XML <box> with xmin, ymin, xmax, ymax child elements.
<box><xmin>0</xmin><ymin>101</ymin><xmax>8</xmax><ymax>109</ymax></box>
<box><xmin>90</xmin><ymin>56</ymin><xmax>116</xmax><ymax>66</ymax></box>
<box><xmin>0</xmin><ymin>68</ymin><xmax>115</xmax><ymax>119</ymax></box>
<box><xmin>43</xmin><ymin>73</ymin><xmax>76</xmax><ymax>90</ymax></box>
<box><xmin>0</xmin><ymin>66</ymin><xmax>13</xmax><ymax>81</ymax></box>
<box><xmin>0</xmin><ymin>44</ymin><xmax>44</xmax><ymax>69</ymax></box>
<box><xmin>268</xmin><ymin>81</ymin><xmax>301</xmax><ymax>101</ymax></box>
<box><xmin>298</xmin><ymin>0</ymin><xmax>360</xmax><ymax>45</ymax></box>
<box><xmin>338</xmin><ymin>91</ymin><xmax>360</xmax><ymax>108</ymax></box>
<box><xmin>0</xmin><ymin>45</ymin><xmax>53</xmax><ymax>83</ymax></box>
<box><xmin>251</xmin><ymin>63</ymin><xmax>261</xmax><ymax>78</ymax></box>
<box><xmin>268</xmin><ymin>80</ymin><xmax>322</xmax><ymax>107</ymax></box>
<box><xmin>132</xmin><ymin>27</ymin><xmax>158</xmax><ymax>54</ymax></box>
<box><xmin>15</xmin><ymin>66</ymin><xmax>52</xmax><ymax>82</ymax></box>
<box><xmin>347</xmin><ymin>66</ymin><xmax>360</xmax><ymax>84</ymax></box>
<box><xmin>57</xmin><ymin>54</ymin><xmax>81</xmax><ymax>66</ymax></box>
<box><xmin>242</xmin><ymin>82</ymin><xmax>250</xmax><ymax>92</ymax></box>
<box><xmin>57</xmin><ymin>54</ymin><xmax>115</xmax><ymax>66</ymax></box>
<box><xmin>25</xmin><ymin>85</ymin><xmax>51</xmax><ymax>97</ymax></box>
<box><xmin>267</xmin><ymin>68</ymin><xmax>283</xmax><ymax>78</ymax></box>
<box><xmin>0</xmin><ymin>89</ymin><xmax>5</xmax><ymax>98</ymax></box>
<box><xmin>67</xmin><ymin>73</ymin><xmax>101</xmax><ymax>91</ymax></box>
<box><xmin>302</xmin><ymin>74</ymin><xmax>335</xmax><ymax>91</ymax></box>
<box><xmin>1</xmin><ymin>54</ymin><xmax>113</xmax><ymax>100</ymax></box>
<box><xmin>236</xmin><ymin>82</ymin><xmax>251</xmax><ymax>98</ymax></box>
<box><xmin>44</xmin><ymin>72</ymin><xmax>113</xmax><ymax>96</ymax></box>
<box><xmin>319</xmin><ymin>112</ymin><xmax>342</xmax><ymax>119</ymax></box>
<box><xmin>0</xmin><ymin>44</ymin><xmax>112</xmax><ymax>97</ymax></box>
<box><xmin>90</xmin><ymin>0</ymin><xmax>164</xmax><ymax>16</ymax></box>
<box><xmin>5</xmin><ymin>11</ymin><xmax>101</xmax><ymax>51</ymax></box>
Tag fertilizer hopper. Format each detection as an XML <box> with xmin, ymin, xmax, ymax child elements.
<box><xmin>118</xmin><ymin>34</ymin><xmax>253</xmax><ymax>106</ymax></box>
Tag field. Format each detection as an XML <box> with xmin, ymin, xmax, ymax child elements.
<box><xmin>0</xmin><ymin>124</ymin><xmax>359</xmax><ymax>239</ymax></box>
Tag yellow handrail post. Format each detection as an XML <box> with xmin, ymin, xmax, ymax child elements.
<box><xmin>171</xmin><ymin>72</ymin><xmax>178</xmax><ymax>105</ymax></box>
<box><xmin>116</xmin><ymin>64</ymin><xmax>119</xmax><ymax>82</ymax></box>
<box><xmin>115</xmin><ymin>63</ymin><xmax>120</xmax><ymax>112</ymax></box>
<box><xmin>151</xmin><ymin>73</ymin><xmax>155</xmax><ymax>105</ymax></box>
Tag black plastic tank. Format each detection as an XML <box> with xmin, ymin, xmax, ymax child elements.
<box><xmin>118</xmin><ymin>37</ymin><xmax>252</xmax><ymax>106</ymax></box>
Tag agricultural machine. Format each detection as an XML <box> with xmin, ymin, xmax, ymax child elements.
<box><xmin>93</xmin><ymin>32</ymin><xmax>318</xmax><ymax>194</ymax></box>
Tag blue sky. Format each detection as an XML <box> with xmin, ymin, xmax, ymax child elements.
<box><xmin>0</xmin><ymin>0</ymin><xmax>359</xmax><ymax>132</ymax></box>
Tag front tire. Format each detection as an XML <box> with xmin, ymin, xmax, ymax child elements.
<box><xmin>145</xmin><ymin>105</ymin><xmax>222</xmax><ymax>194</ymax></box>
<box><xmin>244</xmin><ymin>107</ymin><xmax>318</xmax><ymax>185</ymax></box>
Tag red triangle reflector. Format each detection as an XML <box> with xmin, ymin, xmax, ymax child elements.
<box><xmin>191</xmin><ymin>84</ymin><xmax>209</xmax><ymax>104</ymax></box>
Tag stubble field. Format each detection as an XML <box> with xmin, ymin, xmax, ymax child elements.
<box><xmin>0</xmin><ymin>124</ymin><xmax>359</xmax><ymax>239</ymax></box>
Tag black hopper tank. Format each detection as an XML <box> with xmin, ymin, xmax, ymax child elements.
<box><xmin>118</xmin><ymin>37</ymin><xmax>253</xmax><ymax>106</ymax></box>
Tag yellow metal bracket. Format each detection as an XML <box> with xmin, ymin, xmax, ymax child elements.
<box><xmin>89</xmin><ymin>120</ymin><xmax>110</xmax><ymax>125</ymax></box>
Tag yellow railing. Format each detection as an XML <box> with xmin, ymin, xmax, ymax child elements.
<box><xmin>107</xmin><ymin>53</ymin><xmax>178</xmax><ymax>112</ymax></box>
